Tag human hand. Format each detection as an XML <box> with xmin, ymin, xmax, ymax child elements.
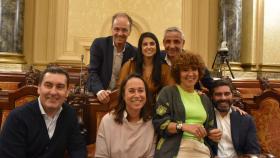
<box><xmin>97</xmin><ymin>90</ymin><xmax>111</xmax><ymax>104</ymax></box>
<box><xmin>208</xmin><ymin>128</ymin><xmax>222</xmax><ymax>142</ymax></box>
<box><xmin>232</xmin><ymin>105</ymin><xmax>247</xmax><ymax>115</ymax></box>
<box><xmin>183</xmin><ymin>124</ymin><xmax>207</xmax><ymax>139</ymax></box>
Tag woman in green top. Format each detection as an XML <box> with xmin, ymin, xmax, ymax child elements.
<box><xmin>153</xmin><ymin>51</ymin><xmax>215</xmax><ymax>158</ymax></box>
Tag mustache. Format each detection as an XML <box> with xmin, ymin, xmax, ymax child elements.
<box><xmin>213</xmin><ymin>99</ymin><xmax>231</xmax><ymax>106</ymax></box>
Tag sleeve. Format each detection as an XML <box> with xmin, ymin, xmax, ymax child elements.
<box><xmin>0</xmin><ymin>111</ymin><xmax>27</xmax><ymax>158</ymax></box>
<box><xmin>116</xmin><ymin>59</ymin><xmax>134</xmax><ymax>88</ymax></box>
<box><xmin>67</xmin><ymin>111</ymin><xmax>87</xmax><ymax>158</ymax></box>
<box><xmin>87</xmin><ymin>38</ymin><xmax>104</xmax><ymax>94</ymax></box>
<box><xmin>152</xmin><ymin>87</ymin><xmax>175</xmax><ymax>138</ymax></box>
<box><xmin>202</xmin><ymin>94</ymin><xmax>215</xmax><ymax>131</ymax></box>
<box><xmin>244</xmin><ymin>116</ymin><xmax>261</xmax><ymax>154</ymax></box>
<box><xmin>95</xmin><ymin>116</ymin><xmax>110</xmax><ymax>158</ymax></box>
<box><xmin>146</xmin><ymin>135</ymin><xmax>156</xmax><ymax>158</ymax></box>
<box><xmin>199</xmin><ymin>68</ymin><xmax>214</xmax><ymax>90</ymax></box>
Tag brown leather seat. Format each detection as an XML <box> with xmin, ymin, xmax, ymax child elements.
<box><xmin>250</xmin><ymin>90</ymin><xmax>280</xmax><ymax>158</ymax></box>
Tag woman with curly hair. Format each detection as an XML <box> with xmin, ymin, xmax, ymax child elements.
<box><xmin>153</xmin><ymin>51</ymin><xmax>215</xmax><ymax>158</ymax></box>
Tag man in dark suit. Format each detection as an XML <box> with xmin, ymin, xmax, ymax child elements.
<box><xmin>161</xmin><ymin>26</ymin><xmax>213</xmax><ymax>90</ymax></box>
<box><xmin>0</xmin><ymin>66</ymin><xmax>87</xmax><ymax>158</ymax></box>
<box><xmin>87</xmin><ymin>12</ymin><xmax>137</xmax><ymax>104</ymax></box>
<box><xmin>207</xmin><ymin>79</ymin><xmax>260</xmax><ymax>157</ymax></box>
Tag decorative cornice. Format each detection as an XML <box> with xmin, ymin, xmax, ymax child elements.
<box><xmin>0</xmin><ymin>52</ymin><xmax>26</xmax><ymax>64</ymax></box>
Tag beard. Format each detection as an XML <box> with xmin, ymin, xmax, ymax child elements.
<box><xmin>213</xmin><ymin>99</ymin><xmax>232</xmax><ymax>113</ymax></box>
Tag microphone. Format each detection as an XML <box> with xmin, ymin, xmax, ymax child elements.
<box><xmin>80</xmin><ymin>54</ymin><xmax>84</xmax><ymax>92</ymax></box>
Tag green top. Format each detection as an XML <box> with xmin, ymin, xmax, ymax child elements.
<box><xmin>177</xmin><ymin>85</ymin><xmax>206</xmax><ymax>141</ymax></box>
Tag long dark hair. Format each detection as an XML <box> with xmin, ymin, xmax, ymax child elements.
<box><xmin>113</xmin><ymin>73</ymin><xmax>153</xmax><ymax>124</ymax></box>
<box><xmin>135</xmin><ymin>32</ymin><xmax>162</xmax><ymax>91</ymax></box>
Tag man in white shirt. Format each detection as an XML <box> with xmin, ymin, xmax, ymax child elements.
<box><xmin>207</xmin><ymin>79</ymin><xmax>260</xmax><ymax>158</ymax></box>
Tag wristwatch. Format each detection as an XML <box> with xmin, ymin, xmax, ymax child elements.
<box><xmin>176</xmin><ymin>123</ymin><xmax>183</xmax><ymax>132</ymax></box>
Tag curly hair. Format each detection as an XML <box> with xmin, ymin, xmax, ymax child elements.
<box><xmin>113</xmin><ymin>73</ymin><xmax>153</xmax><ymax>124</ymax></box>
<box><xmin>171</xmin><ymin>50</ymin><xmax>205</xmax><ymax>84</ymax></box>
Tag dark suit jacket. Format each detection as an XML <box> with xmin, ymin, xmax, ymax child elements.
<box><xmin>0</xmin><ymin>100</ymin><xmax>87</xmax><ymax>158</ymax></box>
<box><xmin>209</xmin><ymin>110</ymin><xmax>260</xmax><ymax>156</ymax></box>
<box><xmin>87</xmin><ymin>36</ymin><xmax>137</xmax><ymax>94</ymax></box>
<box><xmin>160</xmin><ymin>51</ymin><xmax>213</xmax><ymax>90</ymax></box>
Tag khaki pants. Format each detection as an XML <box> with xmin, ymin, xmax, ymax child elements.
<box><xmin>177</xmin><ymin>139</ymin><xmax>211</xmax><ymax>158</ymax></box>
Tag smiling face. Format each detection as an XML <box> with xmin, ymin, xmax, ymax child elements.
<box><xmin>141</xmin><ymin>37</ymin><xmax>156</xmax><ymax>59</ymax></box>
<box><xmin>37</xmin><ymin>73</ymin><xmax>69</xmax><ymax>115</ymax></box>
<box><xmin>124</xmin><ymin>77</ymin><xmax>146</xmax><ymax>115</ymax></box>
<box><xmin>179</xmin><ymin>67</ymin><xmax>199</xmax><ymax>91</ymax></box>
<box><xmin>163</xmin><ymin>31</ymin><xmax>185</xmax><ymax>59</ymax></box>
<box><xmin>111</xmin><ymin>16</ymin><xmax>131</xmax><ymax>48</ymax></box>
<box><xmin>212</xmin><ymin>85</ymin><xmax>233</xmax><ymax>113</ymax></box>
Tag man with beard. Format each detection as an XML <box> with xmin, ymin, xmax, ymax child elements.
<box><xmin>87</xmin><ymin>12</ymin><xmax>137</xmax><ymax>104</ymax></box>
<box><xmin>161</xmin><ymin>27</ymin><xmax>213</xmax><ymax>90</ymax></box>
<box><xmin>207</xmin><ymin>79</ymin><xmax>260</xmax><ymax>158</ymax></box>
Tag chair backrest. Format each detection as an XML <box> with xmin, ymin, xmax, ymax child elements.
<box><xmin>0</xmin><ymin>85</ymin><xmax>38</xmax><ymax>130</ymax></box>
<box><xmin>250</xmin><ymin>90</ymin><xmax>280</xmax><ymax>157</ymax></box>
<box><xmin>86</xmin><ymin>90</ymin><xmax>119</xmax><ymax>144</ymax></box>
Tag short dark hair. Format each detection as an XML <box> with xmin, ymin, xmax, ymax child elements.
<box><xmin>113</xmin><ymin>73</ymin><xmax>152</xmax><ymax>124</ymax></box>
<box><xmin>210</xmin><ymin>79</ymin><xmax>234</xmax><ymax>96</ymax></box>
<box><xmin>171</xmin><ymin>51</ymin><xmax>205</xmax><ymax>84</ymax></box>
<box><xmin>112</xmin><ymin>12</ymin><xmax>133</xmax><ymax>30</ymax></box>
<box><xmin>38</xmin><ymin>66</ymin><xmax>70</xmax><ymax>88</ymax></box>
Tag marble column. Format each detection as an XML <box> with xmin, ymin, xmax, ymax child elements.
<box><xmin>0</xmin><ymin>0</ymin><xmax>25</xmax><ymax>71</ymax></box>
<box><xmin>0</xmin><ymin>0</ymin><xmax>24</xmax><ymax>53</ymax></box>
<box><xmin>218</xmin><ymin>0</ymin><xmax>242</xmax><ymax>63</ymax></box>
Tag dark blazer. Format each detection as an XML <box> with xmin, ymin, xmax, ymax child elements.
<box><xmin>0</xmin><ymin>100</ymin><xmax>87</xmax><ymax>158</ymax></box>
<box><xmin>87</xmin><ymin>36</ymin><xmax>137</xmax><ymax>94</ymax></box>
<box><xmin>160</xmin><ymin>51</ymin><xmax>213</xmax><ymax>90</ymax></box>
<box><xmin>209</xmin><ymin>110</ymin><xmax>260</xmax><ymax>156</ymax></box>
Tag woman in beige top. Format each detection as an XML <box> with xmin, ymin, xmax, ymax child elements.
<box><xmin>95</xmin><ymin>73</ymin><xmax>155</xmax><ymax>158</ymax></box>
<box><xmin>117</xmin><ymin>32</ymin><xmax>173</xmax><ymax>102</ymax></box>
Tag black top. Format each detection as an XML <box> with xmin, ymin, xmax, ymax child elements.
<box><xmin>0</xmin><ymin>100</ymin><xmax>87</xmax><ymax>158</ymax></box>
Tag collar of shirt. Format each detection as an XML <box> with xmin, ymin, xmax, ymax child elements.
<box><xmin>38</xmin><ymin>97</ymin><xmax>63</xmax><ymax>119</ymax></box>
<box><xmin>215</xmin><ymin>106</ymin><xmax>233</xmax><ymax>119</ymax></box>
<box><xmin>164</xmin><ymin>55</ymin><xmax>172</xmax><ymax>66</ymax></box>
<box><xmin>113</xmin><ymin>41</ymin><xmax>127</xmax><ymax>54</ymax></box>
<box><xmin>123</xmin><ymin>110</ymin><xmax>143</xmax><ymax>124</ymax></box>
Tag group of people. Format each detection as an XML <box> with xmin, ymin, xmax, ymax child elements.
<box><xmin>0</xmin><ymin>12</ymin><xmax>261</xmax><ymax>158</ymax></box>
<box><xmin>90</xmin><ymin>12</ymin><xmax>261</xmax><ymax>158</ymax></box>
<box><xmin>87</xmin><ymin>12</ymin><xmax>213</xmax><ymax>105</ymax></box>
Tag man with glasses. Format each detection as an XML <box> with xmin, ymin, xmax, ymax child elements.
<box><xmin>207</xmin><ymin>79</ymin><xmax>260</xmax><ymax>158</ymax></box>
<box><xmin>87</xmin><ymin>12</ymin><xmax>137</xmax><ymax>104</ymax></box>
